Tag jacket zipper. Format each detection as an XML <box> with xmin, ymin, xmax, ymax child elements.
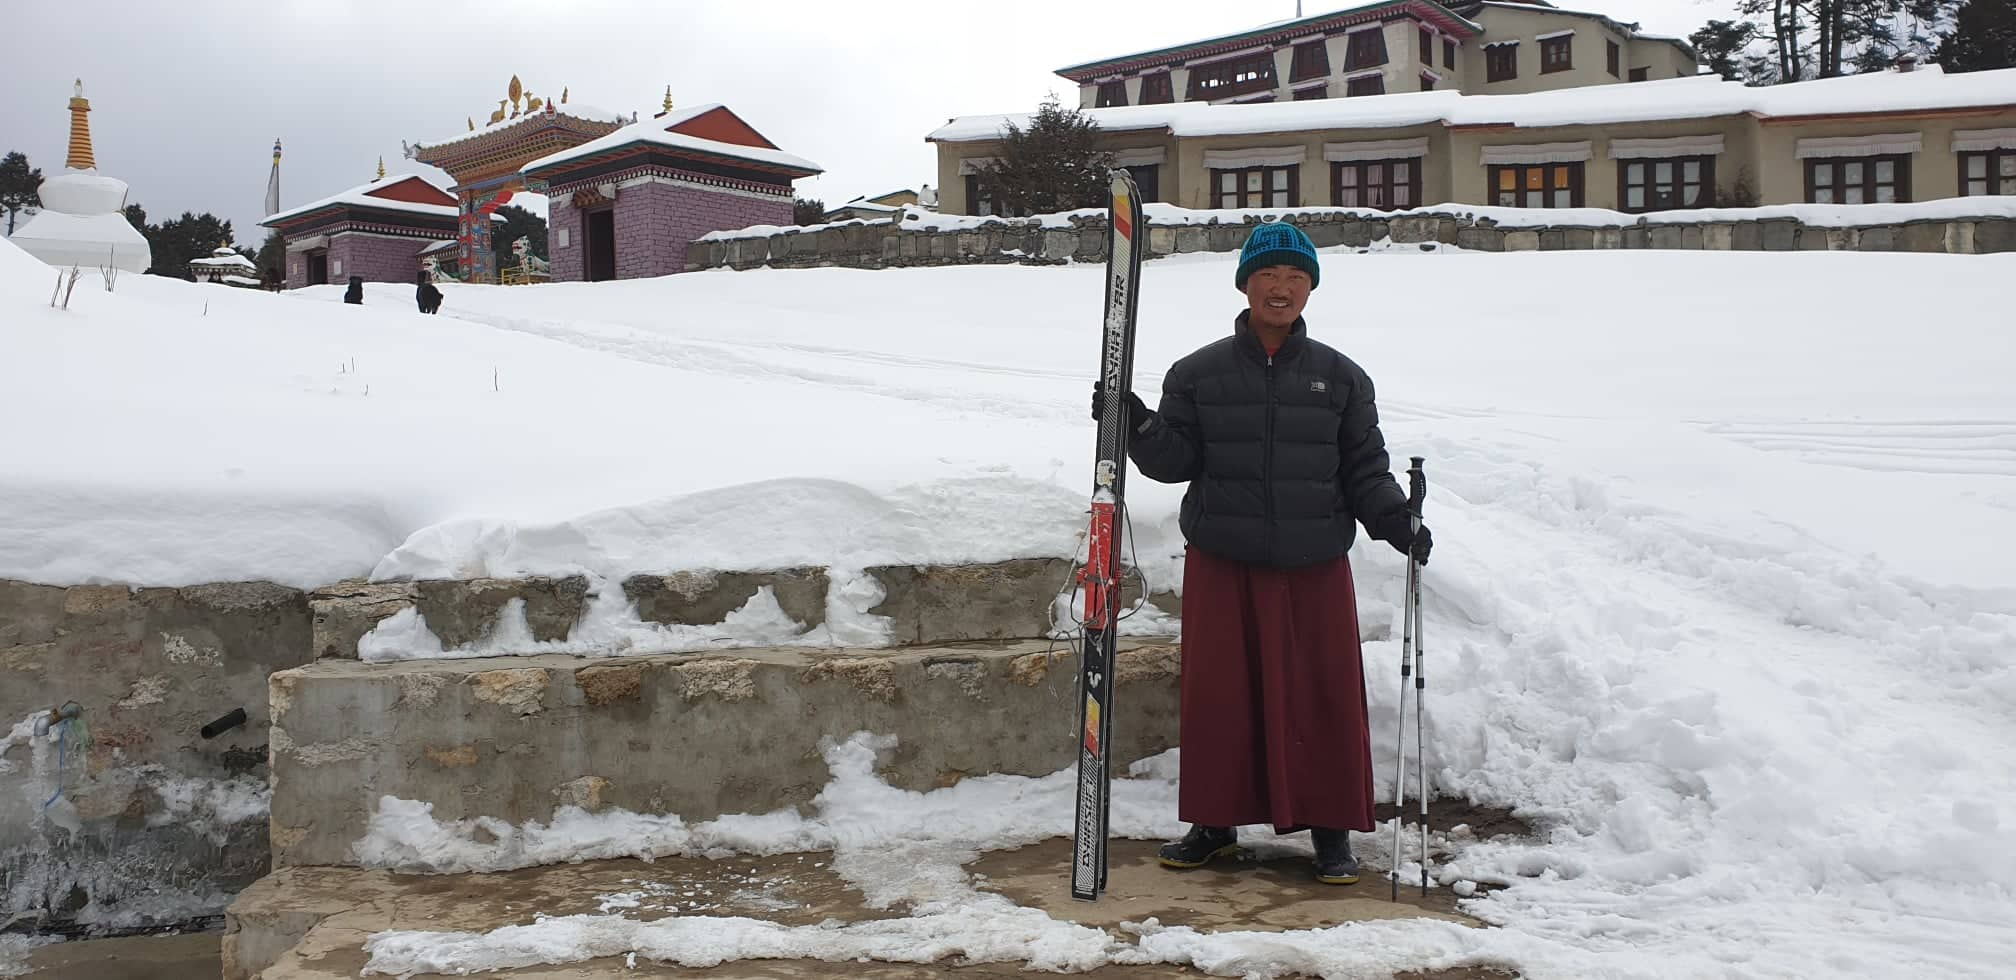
<box><xmin>1264</xmin><ymin>353</ymin><xmax>1277</xmax><ymax>536</ymax></box>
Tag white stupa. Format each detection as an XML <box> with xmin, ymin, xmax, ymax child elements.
<box><xmin>10</xmin><ymin>80</ymin><xmax>152</xmax><ymax>274</ymax></box>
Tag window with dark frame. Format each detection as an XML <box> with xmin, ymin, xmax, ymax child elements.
<box><xmin>1421</xmin><ymin>73</ymin><xmax>1436</xmax><ymax>91</ymax></box>
<box><xmin>1619</xmin><ymin>156</ymin><xmax>1715</xmax><ymax>212</ymax></box>
<box><xmin>1805</xmin><ymin>155</ymin><xmax>1911</xmax><ymax>204</ymax></box>
<box><xmin>1629</xmin><ymin>66</ymin><xmax>1649</xmax><ymax>81</ymax></box>
<box><xmin>965</xmin><ymin>174</ymin><xmax>1004</xmax><ymax>217</ymax></box>
<box><xmin>1096</xmin><ymin>81</ymin><xmax>1128</xmax><ymax>108</ymax></box>
<box><xmin>1213</xmin><ymin>165</ymin><xmax>1299</xmax><ymax>209</ymax></box>
<box><xmin>1420</xmin><ymin>27</ymin><xmax>1432</xmax><ymax>63</ymax></box>
<box><xmin>1290</xmin><ymin>40</ymin><xmax>1331</xmax><ymax>83</ymax></box>
<box><xmin>1489</xmin><ymin>162</ymin><xmax>1584</xmax><ymax>208</ymax></box>
<box><xmin>1140</xmin><ymin>72</ymin><xmax>1174</xmax><ymax>105</ymax></box>
<box><xmin>1346</xmin><ymin>73</ymin><xmax>1386</xmax><ymax>97</ymax></box>
<box><xmin>1445</xmin><ymin>38</ymin><xmax>1457</xmax><ymax>68</ymax></box>
<box><xmin>1127</xmin><ymin>165</ymin><xmax>1161</xmax><ymax>203</ymax></box>
<box><xmin>1487</xmin><ymin>44</ymin><xmax>1518</xmax><ymax>82</ymax></box>
<box><xmin>1344</xmin><ymin>27</ymin><xmax>1389</xmax><ymax>71</ymax></box>
<box><xmin>1607</xmin><ymin>40</ymin><xmax>1620</xmax><ymax>76</ymax></box>
<box><xmin>1293</xmin><ymin>84</ymin><xmax>1329</xmax><ymax>100</ymax></box>
<box><xmin>1333</xmin><ymin>158</ymin><xmax>1420</xmax><ymax>211</ymax></box>
<box><xmin>1187</xmin><ymin>52</ymin><xmax>1279</xmax><ymax>100</ymax></box>
<box><xmin>1540</xmin><ymin>35</ymin><xmax>1572</xmax><ymax>73</ymax></box>
<box><xmin>1960</xmin><ymin>150</ymin><xmax>2016</xmax><ymax>196</ymax></box>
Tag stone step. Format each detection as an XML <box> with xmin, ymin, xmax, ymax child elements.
<box><xmin>225</xmin><ymin>840</ymin><xmax>1478</xmax><ymax>980</ymax></box>
<box><xmin>269</xmin><ymin>640</ymin><xmax>1181</xmax><ymax>869</ymax></box>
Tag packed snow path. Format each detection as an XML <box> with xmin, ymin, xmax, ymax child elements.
<box><xmin>5</xmin><ymin>239</ymin><xmax>2015</xmax><ymax>976</ymax></box>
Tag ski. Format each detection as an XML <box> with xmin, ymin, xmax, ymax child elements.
<box><xmin>1072</xmin><ymin>169</ymin><xmax>1145</xmax><ymax>902</ymax></box>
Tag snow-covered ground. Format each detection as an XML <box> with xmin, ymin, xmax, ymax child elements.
<box><xmin>4</xmin><ymin>236</ymin><xmax>2015</xmax><ymax>976</ymax></box>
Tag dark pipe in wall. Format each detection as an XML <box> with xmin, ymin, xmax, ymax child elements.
<box><xmin>200</xmin><ymin>708</ymin><xmax>247</xmax><ymax>740</ymax></box>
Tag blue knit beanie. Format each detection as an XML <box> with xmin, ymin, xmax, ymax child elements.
<box><xmin>1234</xmin><ymin>221</ymin><xmax>1320</xmax><ymax>291</ymax></box>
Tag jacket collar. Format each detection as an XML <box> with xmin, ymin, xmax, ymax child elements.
<box><xmin>1233</xmin><ymin>310</ymin><xmax>1308</xmax><ymax>363</ymax></box>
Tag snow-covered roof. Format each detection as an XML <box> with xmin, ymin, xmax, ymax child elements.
<box><xmin>833</xmin><ymin>200</ymin><xmax>901</xmax><ymax>213</ymax></box>
<box><xmin>1470</xmin><ymin>1</ymin><xmax>1697</xmax><ymax>56</ymax></box>
<box><xmin>1055</xmin><ymin>0</ymin><xmax>1484</xmax><ymax>80</ymax></box>
<box><xmin>260</xmin><ymin>174</ymin><xmax>459</xmax><ymax>226</ymax></box>
<box><xmin>417</xmin><ymin>103</ymin><xmax>633</xmax><ymax>153</ymax></box>
<box><xmin>190</xmin><ymin>251</ymin><xmax>257</xmax><ymax>270</ymax></box>
<box><xmin>929</xmin><ymin>65</ymin><xmax>2016</xmax><ymax>143</ymax></box>
<box><xmin>419</xmin><ymin>240</ymin><xmax>459</xmax><ymax>255</ymax></box>
<box><xmin>521</xmin><ymin>103</ymin><xmax>822</xmax><ymax>176</ymax></box>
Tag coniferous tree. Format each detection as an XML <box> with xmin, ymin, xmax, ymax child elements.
<box><xmin>256</xmin><ymin>230</ymin><xmax>287</xmax><ymax>285</ymax></box>
<box><xmin>490</xmin><ymin>204</ymin><xmax>548</xmax><ymax>270</ymax></box>
<box><xmin>793</xmin><ymin>198</ymin><xmax>826</xmax><ymax>226</ymax></box>
<box><xmin>142</xmin><ymin>212</ymin><xmax>234</xmax><ymax>279</ymax></box>
<box><xmin>1693</xmin><ymin>19</ymin><xmax>1765</xmax><ymax>79</ymax></box>
<box><xmin>123</xmin><ymin>203</ymin><xmax>147</xmax><ymax>232</ymax></box>
<box><xmin>0</xmin><ymin>151</ymin><xmax>43</xmax><ymax>235</ymax></box>
<box><xmin>974</xmin><ymin>96</ymin><xmax>1113</xmax><ymax>218</ymax></box>
<box><xmin>1938</xmin><ymin>0</ymin><xmax>2016</xmax><ymax>69</ymax></box>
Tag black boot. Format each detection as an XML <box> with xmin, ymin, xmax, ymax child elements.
<box><xmin>1312</xmin><ymin>828</ymin><xmax>1359</xmax><ymax>885</ymax></box>
<box><xmin>1157</xmin><ymin>824</ymin><xmax>1237</xmax><ymax>869</ymax></box>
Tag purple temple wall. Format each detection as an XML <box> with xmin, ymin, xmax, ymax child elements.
<box><xmin>541</xmin><ymin>177</ymin><xmax>792</xmax><ymax>282</ymax></box>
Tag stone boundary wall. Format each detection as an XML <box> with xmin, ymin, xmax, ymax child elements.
<box><xmin>684</xmin><ymin>205</ymin><xmax>2016</xmax><ymax>272</ymax></box>
<box><xmin>0</xmin><ymin>563</ymin><xmax>1178</xmax><ymax>933</ymax></box>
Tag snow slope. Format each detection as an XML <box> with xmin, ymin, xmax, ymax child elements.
<box><xmin>4</xmin><ymin>234</ymin><xmax>2016</xmax><ymax>976</ymax></box>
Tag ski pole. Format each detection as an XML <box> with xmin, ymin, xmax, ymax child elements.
<box><xmin>1408</xmin><ymin>457</ymin><xmax>1429</xmax><ymax>897</ymax></box>
<box><xmin>1390</xmin><ymin>514</ymin><xmax>1415</xmax><ymax>901</ymax></box>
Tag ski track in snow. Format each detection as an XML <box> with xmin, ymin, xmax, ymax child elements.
<box><xmin>1703</xmin><ymin>419</ymin><xmax>2016</xmax><ymax>476</ymax></box>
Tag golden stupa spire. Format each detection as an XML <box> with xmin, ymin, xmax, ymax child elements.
<box><xmin>662</xmin><ymin>86</ymin><xmax>674</xmax><ymax>112</ymax></box>
<box><xmin>66</xmin><ymin>79</ymin><xmax>96</xmax><ymax>171</ymax></box>
<box><xmin>561</xmin><ymin>86</ymin><xmax>569</xmax><ymax>104</ymax></box>
<box><xmin>375</xmin><ymin>156</ymin><xmax>386</xmax><ymax>180</ymax></box>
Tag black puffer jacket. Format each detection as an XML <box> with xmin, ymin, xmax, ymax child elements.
<box><xmin>1130</xmin><ymin>312</ymin><xmax>1409</xmax><ymax>567</ymax></box>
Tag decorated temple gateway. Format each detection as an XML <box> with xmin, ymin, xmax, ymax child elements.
<box><xmin>407</xmin><ymin>77</ymin><xmax>630</xmax><ymax>284</ymax></box>
<box><xmin>408</xmin><ymin>78</ymin><xmax>822</xmax><ymax>284</ymax></box>
<box><xmin>518</xmin><ymin>92</ymin><xmax>822</xmax><ymax>282</ymax></box>
<box><xmin>259</xmin><ymin>164</ymin><xmax>466</xmax><ymax>289</ymax></box>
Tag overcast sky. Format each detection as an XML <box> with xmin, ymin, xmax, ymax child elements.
<box><xmin>5</xmin><ymin>0</ymin><xmax>1717</xmax><ymax>243</ymax></box>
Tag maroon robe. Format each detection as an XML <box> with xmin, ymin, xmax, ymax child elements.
<box><xmin>1176</xmin><ymin>545</ymin><xmax>1377</xmax><ymax>833</ymax></box>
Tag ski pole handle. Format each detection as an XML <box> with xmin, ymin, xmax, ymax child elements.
<box><xmin>1407</xmin><ymin>457</ymin><xmax>1426</xmax><ymax>522</ymax></box>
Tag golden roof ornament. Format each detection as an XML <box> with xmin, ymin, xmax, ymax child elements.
<box><xmin>561</xmin><ymin>86</ymin><xmax>569</xmax><ymax>104</ymax></box>
<box><xmin>375</xmin><ymin>156</ymin><xmax>385</xmax><ymax>180</ymax></box>
<box><xmin>468</xmin><ymin>117</ymin><xmax>475</xmax><ymax>131</ymax></box>
<box><xmin>663</xmin><ymin>86</ymin><xmax>674</xmax><ymax>112</ymax></box>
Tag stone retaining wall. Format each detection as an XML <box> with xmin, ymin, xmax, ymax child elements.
<box><xmin>685</xmin><ymin>205</ymin><xmax>2016</xmax><ymax>272</ymax></box>
<box><xmin>266</xmin><ymin>640</ymin><xmax>1183</xmax><ymax>868</ymax></box>
<box><xmin>1</xmin><ymin>562</ymin><xmax>1180</xmax><ymax>931</ymax></box>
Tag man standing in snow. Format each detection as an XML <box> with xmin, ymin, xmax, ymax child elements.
<box><xmin>1091</xmin><ymin>221</ymin><xmax>1431</xmax><ymax>884</ymax></box>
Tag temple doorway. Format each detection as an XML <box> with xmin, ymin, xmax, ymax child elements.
<box><xmin>306</xmin><ymin>251</ymin><xmax>329</xmax><ymax>286</ymax></box>
<box><xmin>585</xmin><ymin>209</ymin><xmax>617</xmax><ymax>282</ymax></box>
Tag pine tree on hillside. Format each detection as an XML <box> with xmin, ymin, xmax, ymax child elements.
<box><xmin>142</xmin><ymin>212</ymin><xmax>234</xmax><ymax>279</ymax></box>
<box><xmin>490</xmin><ymin>204</ymin><xmax>547</xmax><ymax>271</ymax></box>
<box><xmin>974</xmin><ymin>96</ymin><xmax>1113</xmax><ymax>218</ymax></box>
<box><xmin>123</xmin><ymin>203</ymin><xmax>147</xmax><ymax>232</ymax></box>
<box><xmin>1692</xmin><ymin>20</ymin><xmax>1769</xmax><ymax>81</ymax></box>
<box><xmin>0</xmin><ymin>151</ymin><xmax>44</xmax><ymax>235</ymax></box>
<box><xmin>256</xmin><ymin>230</ymin><xmax>287</xmax><ymax>286</ymax></box>
<box><xmin>1938</xmin><ymin>0</ymin><xmax>2016</xmax><ymax>69</ymax></box>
